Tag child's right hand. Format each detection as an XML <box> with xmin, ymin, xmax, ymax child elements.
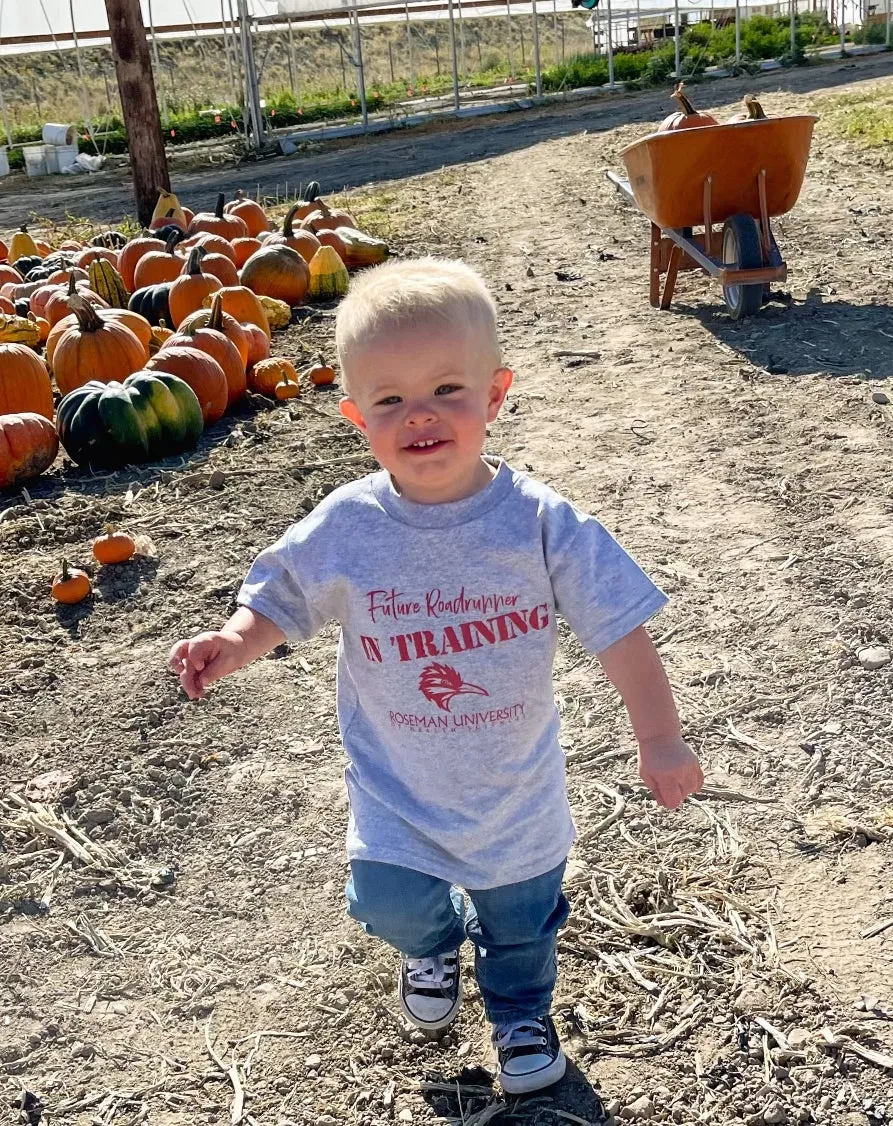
<box><xmin>169</xmin><ymin>630</ymin><xmax>243</xmax><ymax>700</ymax></box>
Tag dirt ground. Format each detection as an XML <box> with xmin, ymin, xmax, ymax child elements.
<box><xmin>2</xmin><ymin>56</ymin><xmax>893</xmax><ymax>1126</ymax></box>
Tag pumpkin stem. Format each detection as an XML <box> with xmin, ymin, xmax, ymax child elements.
<box><xmin>165</xmin><ymin>230</ymin><xmax>181</xmax><ymax>254</ymax></box>
<box><xmin>61</xmin><ymin>559</ymin><xmax>70</xmax><ymax>581</ymax></box>
<box><xmin>208</xmin><ymin>291</ymin><xmax>224</xmax><ymax>332</ymax></box>
<box><xmin>67</xmin><ymin>274</ymin><xmax>78</xmax><ymax>297</ymax></box>
<box><xmin>303</xmin><ymin>180</ymin><xmax>320</xmax><ymax>203</ymax></box>
<box><xmin>234</xmin><ymin>189</ymin><xmax>244</xmax><ymax>201</ymax></box>
<box><xmin>671</xmin><ymin>82</ymin><xmax>698</xmax><ymax>117</ymax></box>
<box><xmin>745</xmin><ymin>94</ymin><xmax>767</xmax><ymax>120</ymax></box>
<box><xmin>214</xmin><ymin>192</ymin><xmax>226</xmax><ymax>220</ymax></box>
<box><xmin>67</xmin><ymin>293</ymin><xmax>105</xmax><ymax>333</ymax></box>
<box><xmin>185</xmin><ymin>245</ymin><xmax>207</xmax><ymax>276</ymax></box>
<box><xmin>19</xmin><ymin>224</ymin><xmax>28</xmax><ymax>233</ymax></box>
<box><xmin>282</xmin><ymin>203</ymin><xmax>300</xmax><ymax>237</ymax></box>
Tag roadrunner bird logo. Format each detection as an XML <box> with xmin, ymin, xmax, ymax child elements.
<box><xmin>419</xmin><ymin>663</ymin><xmax>490</xmax><ymax>712</ymax></box>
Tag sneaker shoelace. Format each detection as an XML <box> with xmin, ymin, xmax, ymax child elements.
<box><xmin>493</xmin><ymin>1018</ymin><xmax>548</xmax><ymax>1051</ymax></box>
<box><xmin>404</xmin><ymin>954</ymin><xmax>456</xmax><ymax>991</ymax></box>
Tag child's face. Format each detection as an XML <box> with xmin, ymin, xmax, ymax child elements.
<box><xmin>339</xmin><ymin>321</ymin><xmax>512</xmax><ymax>505</ymax></box>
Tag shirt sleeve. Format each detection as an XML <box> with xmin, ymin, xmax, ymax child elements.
<box><xmin>236</xmin><ymin>512</ymin><xmax>344</xmax><ymax>642</ymax></box>
<box><xmin>543</xmin><ymin>497</ymin><xmax>668</xmax><ymax>654</ymax></box>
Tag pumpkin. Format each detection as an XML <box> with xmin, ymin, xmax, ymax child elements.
<box><xmin>249</xmin><ymin>356</ymin><xmax>298</xmax><ymax>397</ymax></box>
<box><xmin>0</xmin><ymin>238</ymin><xmax>7</xmax><ymax>260</ymax></box>
<box><xmin>240</xmin><ymin>245</ymin><xmax>310</xmax><ymax>307</ymax></box>
<box><xmin>45</xmin><ymin>277</ymin><xmax>109</xmax><ymax>328</ymax></box>
<box><xmin>58</xmin><ymin>240</ymin><xmax>84</xmax><ymax>252</ymax></box>
<box><xmin>92</xmin><ymin>527</ymin><xmax>136</xmax><ymax>564</ymax></box>
<box><xmin>150</xmin><ymin>190</ymin><xmax>188</xmax><ymax>231</ymax></box>
<box><xmin>76</xmin><ymin>246</ymin><xmax>118</xmax><ymax>270</ymax></box>
<box><xmin>91</xmin><ymin>230</ymin><xmax>128</xmax><ymax>249</ymax></box>
<box><xmin>88</xmin><ymin>256</ymin><xmax>129</xmax><ymax>308</ymax></box>
<box><xmin>47</xmin><ymin>308</ymin><xmax>152</xmax><ymax>369</ymax></box>
<box><xmin>56</xmin><ymin>370</ymin><xmax>204</xmax><ymax>468</ymax></box>
<box><xmin>9</xmin><ymin>227</ymin><xmax>40</xmax><ymax>265</ymax></box>
<box><xmin>168</xmin><ymin>246</ymin><xmax>222</xmax><ymax>328</ymax></box>
<box><xmin>118</xmin><ymin>236</ymin><xmax>166</xmax><ymax>291</ymax></box>
<box><xmin>165</xmin><ymin>297</ymin><xmax>246</xmax><ymax>408</ymax></box>
<box><xmin>182</xmin><ymin>206</ymin><xmax>195</xmax><ymax>227</ymax></box>
<box><xmin>306</xmin><ymin>358</ymin><xmax>337</xmax><ymax>386</ymax></box>
<box><xmin>179</xmin><ymin>297</ymin><xmax>249</xmax><ymax>369</ymax></box>
<box><xmin>308</xmin><ymin>225</ymin><xmax>348</xmax><ymax>260</ymax></box>
<box><xmin>198</xmin><ymin>252</ymin><xmax>239</xmax><ymax>288</ymax></box>
<box><xmin>187</xmin><ymin>193</ymin><xmax>249</xmax><ymax>241</ymax></box>
<box><xmin>274</xmin><ymin>370</ymin><xmax>300</xmax><ymax>400</ymax></box>
<box><xmin>243</xmin><ymin>323</ymin><xmax>271</xmax><ymax>372</ymax></box>
<box><xmin>146</xmin><ymin>345</ymin><xmax>228</xmax><ymax>423</ymax></box>
<box><xmin>0</xmin><ymin>265</ymin><xmax>23</xmax><ymax>288</ymax></box>
<box><xmin>267</xmin><ymin>204</ymin><xmax>322</xmax><ymax>263</ymax></box>
<box><xmin>307</xmin><ymin>245</ymin><xmax>349</xmax><ymax>301</ymax></box>
<box><xmin>17</xmin><ymin>256</ymin><xmax>45</xmax><ymax>279</ymax></box>
<box><xmin>333</xmin><ymin>227</ymin><xmax>389</xmax><ymax>269</ymax></box>
<box><xmin>0</xmin><ymin>314</ymin><xmax>42</xmax><ymax>347</ymax></box>
<box><xmin>149</xmin><ymin>319</ymin><xmax>174</xmax><ymax>355</ymax></box>
<box><xmin>133</xmin><ymin>232</ymin><xmax>185</xmax><ymax>289</ymax></box>
<box><xmin>28</xmin><ymin>314</ymin><xmax>50</xmax><ymax>344</ymax></box>
<box><xmin>0</xmin><ymin>411</ymin><xmax>58</xmax><ymax>488</ymax></box>
<box><xmin>128</xmin><ymin>283</ymin><xmax>174</xmax><ymax>327</ymax></box>
<box><xmin>51</xmin><ymin>560</ymin><xmax>92</xmax><ymax>605</ymax></box>
<box><xmin>181</xmin><ymin>232</ymin><xmax>237</xmax><ymax>263</ymax></box>
<box><xmin>727</xmin><ymin>94</ymin><xmax>769</xmax><ymax>124</ymax></box>
<box><xmin>53</xmin><ymin>295</ymin><xmax>148</xmax><ymax>396</ymax></box>
<box><xmin>658</xmin><ymin>82</ymin><xmax>718</xmax><ymax>132</ymax></box>
<box><xmin>231</xmin><ymin>237</ymin><xmax>262</xmax><ymax>268</ymax></box>
<box><xmin>0</xmin><ymin>296</ymin><xmax>16</xmax><ymax>316</ymax></box>
<box><xmin>34</xmin><ymin>240</ymin><xmax>54</xmax><ymax>259</ymax></box>
<box><xmin>224</xmin><ymin>190</ymin><xmax>270</xmax><ymax>237</ymax></box>
<box><xmin>0</xmin><ymin>344</ymin><xmax>54</xmax><ymax>418</ymax></box>
<box><xmin>293</xmin><ymin>181</ymin><xmax>322</xmax><ymax>222</ymax></box>
<box><xmin>204</xmin><ymin>285</ymin><xmax>270</xmax><ymax>339</ymax></box>
<box><xmin>300</xmin><ymin>198</ymin><xmax>357</xmax><ymax>231</ymax></box>
<box><xmin>257</xmin><ymin>296</ymin><xmax>291</xmax><ymax>330</ymax></box>
<box><xmin>30</xmin><ymin>283</ymin><xmax>63</xmax><ymax>319</ymax></box>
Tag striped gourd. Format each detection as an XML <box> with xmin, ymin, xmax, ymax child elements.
<box><xmin>87</xmin><ymin>256</ymin><xmax>129</xmax><ymax>308</ymax></box>
<box><xmin>0</xmin><ymin>314</ymin><xmax>42</xmax><ymax>347</ymax></box>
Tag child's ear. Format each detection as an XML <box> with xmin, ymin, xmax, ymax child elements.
<box><xmin>339</xmin><ymin>397</ymin><xmax>367</xmax><ymax>433</ymax></box>
<box><xmin>487</xmin><ymin>368</ymin><xmax>514</xmax><ymax>422</ymax></box>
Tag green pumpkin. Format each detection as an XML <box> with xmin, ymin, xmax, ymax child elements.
<box><xmin>128</xmin><ymin>283</ymin><xmax>173</xmax><ymax>326</ymax></box>
<box><xmin>56</xmin><ymin>370</ymin><xmax>204</xmax><ymax>468</ymax></box>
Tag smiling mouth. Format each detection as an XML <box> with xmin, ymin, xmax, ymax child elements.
<box><xmin>405</xmin><ymin>439</ymin><xmax>448</xmax><ymax>451</ymax></box>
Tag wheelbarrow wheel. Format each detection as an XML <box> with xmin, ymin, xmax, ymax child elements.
<box><xmin>721</xmin><ymin>213</ymin><xmax>764</xmax><ymax>320</ymax></box>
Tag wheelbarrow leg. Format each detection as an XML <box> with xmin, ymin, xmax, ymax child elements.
<box><xmin>650</xmin><ymin>223</ymin><xmax>661</xmax><ymax>307</ymax></box>
<box><xmin>660</xmin><ymin>244</ymin><xmax>682</xmax><ymax>310</ymax></box>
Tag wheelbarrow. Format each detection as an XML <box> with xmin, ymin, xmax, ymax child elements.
<box><xmin>607</xmin><ymin>115</ymin><xmax>818</xmax><ymax>319</ymax></box>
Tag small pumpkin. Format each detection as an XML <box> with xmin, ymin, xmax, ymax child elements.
<box><xmin>274</xmin><ymin>370</ymin><xmax>300</xmax><ymax>400</ymax></box>
<box><xmin>87</xmin><ymin>255</ymin><xmax>129</xmax><ymax>308</ymax></box>
<box><xmin>44</xmin><ymin>276</ymin><xmax>109</xmax><ymax>328</ymax></box>
<box><xmin>658</xmin><ymin>82</ymin><xmax>718</xmax><ymax>132</ymax></box>
<box><xmin>146</xmin><ymin>345</ymin><xmax>229</xmax><ymax>424</ymax></box>
<box><xmin>128</xmin><ymin>282</ymin><xmax>174</xmax><ymax>327</ymax></box>
<box><xmin>0</xmin><ymin>265</ymin><xmax>23</xmax><ymax>288</ymax></box>
<box><xmin>300</xmin><ymin>198</ymin><xmax>357</xmax><ymax>231</ymax></box>
<box><xmin>727</xmin><ymin>94</ymin><xmax>769</xmax><ymax>124</ymax></box>
<box><xmin>0</xmin><ymin>411</ymin><xmax>59</xmax><ymax>489</ymax></box>
<box><xmin>165</xmin><ymin>294</ymin><xmax>246</xmax><ymax>407</ymax></box>
<box><xmin>168</xmin><ymin>246</ymin><xmax>222</xmax><ymax>328</ymax></box>
<box><xmin>28</xmin><ymin>313</ymin><xmax>50</xmax><ymax>344</ymax></box>
<box><xmin>0</xmin><ymin>343</ymin><xmax>53</xmax><ymax>417</ymax></box>
<box><xmin>53</xmin><ymin>295</ymin><xmax>148</xmax><ymax>396</ymax></box>
<box><xmin>91</xmin><ymin>230</ymin><xmax>128</xmax><ymax>249</ymax></box>
<box><xmin>149</xmin><ymin>319</ymin><xmax>174</xmax><ymax>355</ymax></box>
<box><xmin>178</xmin><ymin>302</ymin><xmax>249</xmax><ymax>368</ymax></box>
<box><xmin>198</xmin><ymin>252</ymin><xmax>239</xmax><ymax>288</ymax></box>
<box><xmin>306</xmin><ymin>357</ymin><xmax>337</xmax><ymax>387</ymax></box>
<box><xmin>133</xmin><ymin>231</ymin><xmax>185</xmax><ymax>290</ymax></box>
<box><xmin>249</xmin><ymin>356</ymin><xmax>298</xmax><ymax>397</ymax></box>
<box><xmin>243</xmin><ymin>323</ymin><xmax>271</xmax><ymax>372</ymax></box>
<box><xmin>181</xmin><ymin>232</ymin><xmax>237</xmax><ymax>263</ymax></box>
<box><xmin>56</xmin><ymin>370</ymin><xmax>204</xmax><ymax>468</ymax></box>
<box><xmin>240</xmin><ymin>245</ymin><xmax>310</xmax><ymax>307</ymax></box>
<box><xmin>292</xmin><ymin>181</ymin><xmax>322</xmax><ymax>222</ymax></box>
<box><xmin>257</xmin><ymin>296</ymin><xmax>291</xmax><ymax>330</ymax></box>
<box><xmin>51</xmin><ymin>560</ymin><xmax>92</xmax><ymax>605</ymax></box>
<box><xmin>231</xmin><ymin>237</ymin><xmax>262</xmax><ymax>269</ymax></box>
<box><xmin>333</xmin><ymin>227</ymin><xmax>389</xmax><ymax>269</ymax></box>
<box><xmin>0</xmin><ymin>296</ymin><xmax>17</xmax><ymax>316</ymax></box>
<box><xmin>267</xmin><ymin>203</ymin><xmax>322</xmax><ymax>264</ymax></box>
<box><xmin>187</xmin><ymin>192</ymin><xmax>249</xmax><ymax>241</ymax></box>
<box><xmin>92</xmin><ymin>527</ymin><xmax>136</xmax><ymax>564</ymax></box>
<box><xmin>203</xmin><ymin>285</ymin><xmax>270</xmax><ymax>339</ymax></box>
<box><xmin>47</xmin><ymin>308</ymin><xmax>152</xmax><ymax>369</ymax></box>
<box><xmin>224</xmin><ymin>190</ymin><xmax>270</xmax><ymax>237</ymax></box>
<box><xmin>307</xmin><ymin>245</ymin><xmax>349</xmax><ymax>301</ymax></box>
<box><xmin>9</xmin><ymin>226</ymin><xmax>40</xmax><ymax>265</ymax></box>
<box><xmin>118</xmin><ymin>235</ymin><xmax>166</xmax><ymax>291</ymax></box>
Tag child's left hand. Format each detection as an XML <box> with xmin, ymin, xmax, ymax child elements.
<box><xmin>637</xmin><ymin>736</ymin><xmax>704</xmax><ymax>810</ymax></box>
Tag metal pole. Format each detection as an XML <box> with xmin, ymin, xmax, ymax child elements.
<box><xmin>791</xmin><ymin>0</ymin><xmax>797</xmax><ymax>58</ymax></box>
<box><xmin>458</xmin><ymin>0</ymin><xmax>467</xmax><ymax>84</ymax></box>
<box><xmin>446</xmin><ymin>0</ymin><xmax>461</xmax><ymax>110</ymax></box>
<box><xmin>287</xmin><ymin>17</ymin><xmax>296</xmax><ymax>95</ymax></box>
<box><xmin>220</xmin><ymin>0</ymin><xmax>235</xmax><ymax>103</ymax></box>
<box><xmin>236</xmin><ymin>0</ymin><xmax>264</xmax><ymax>149</ymax></box>
<box><xmin>350</xmin><ymin>0</ymin><xmax>368</xmax><ymax>127</ymax></box>
<box><xmin>405</xmin><ymin>3</ymin><xmax>414</xmax><ymax>90</ymax></box>
<box><xmin>506</xmin><ymin>0</ymin><xmax>515</xmax><ymax>76</ymax></box>
<box><xmin>147</xmin><ymin>0</ymin><xmax>168</xmax><ymax>125</ymax></box>
<box><xmin>606</xmin><ymin>0</ymin><xmax>614</xmax><ymax>86</ymax></box>
<box><xmin>839</xmin><ymin>0</ymin><xmax>846</xmax><ymax>53</ymax></box>
<box><xmin>636</xmin><ymin>0</ymin><xmax>640</xmax><ymax>49</ymax></box>
<box><xmin>887</xmin><ymin>0</ymin><xmax>891</xmax><ymax>48</ymax></box>
<box><xmin>674</xmin><ymin>0</ymin><xmax>681</xmax><ymax>77</ymax></box>
<box><xmin>735</xmin><ymin>0</ymin><xmax>741</xmax><ymax>63</ymax></box>
<box><xmin>552</xmin><ymin>0</ymin><xmax>559</xmax><ymax>64</ymax></box>
<box><xmin>531</xmin><ymin>0</ymin><xmax>543</xmax><ymax>95</ymax></box>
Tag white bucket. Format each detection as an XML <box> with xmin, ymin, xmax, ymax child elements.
<box><xmin>0</xmin><ymin>148</ymin><xmax>9</xmax><ymax>177</ymax></box>
<box><xmin>45</xmin><ymin>143</ymin><xmax>79</xmax><ymax>174</ymax></box>
<box><xmin>42</xmin><ymin>122</ymin><xmax>75</xmax><ymax>146</ymax></box>
<box><xmin>23</xmin><ymin>145</ymin><xmax>47</xmax><ymax>177</ymax></box>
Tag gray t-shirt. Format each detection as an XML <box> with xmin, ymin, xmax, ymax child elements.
<box><xmin>237</xmin><ymin>458</ymin><xmax>667</xmax><ymax>889</ymax></box>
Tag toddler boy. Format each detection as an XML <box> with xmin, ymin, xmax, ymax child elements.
<box><xmin>170</xmin><ymin>257</ymin><xmax>703</xmax><ymax>1094</ymax></box>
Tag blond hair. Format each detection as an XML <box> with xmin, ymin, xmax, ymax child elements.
<box><xmin>335</xmin><ymin>257</ymin><xmax>501</xmax><ymax>389</ymax></box>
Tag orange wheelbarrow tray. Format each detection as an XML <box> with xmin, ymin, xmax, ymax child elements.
<box><xmin>606</xmin><ymin>115</ymin><xmax>818</xmax><ymax>319</ymax></box>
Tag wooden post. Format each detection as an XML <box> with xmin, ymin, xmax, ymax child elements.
<box><xmin>104</xmin><ymin>0</ymin><xmax>170</xmax><ymax>226</ymax></box>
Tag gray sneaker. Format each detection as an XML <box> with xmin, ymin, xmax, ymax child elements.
<box><xmin>493</xmin><ymin>1015</ymin><xmax>567</xmax><ymax>1094</ymax></box>
<box><xmin>398</xmin><ymin>951</ymin><xmax>462</xmax><ymax>1031</ymax></box>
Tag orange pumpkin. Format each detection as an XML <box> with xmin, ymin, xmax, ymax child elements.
<box><xmin>178</xmin><ymin>301</ymin><xmax>249</xmax><ymax>369</ymax></box>
<box><xmin>92</xmin><ymin>528</ymin><xmax>136</xmax><ymax>564</ymax></box>
<box><xmin>240</xmin><ymin>245</ymin><xmax>310</xmax><ymax>307</ymax></box>
<box><xmin>187</xmin><ymin>193</ymin><xmax>249</xmax><ymax>242</ymax></box>
<box><xmin>308</xmin><ymin>225</ymin><xmax>347</xmax><ymax>260</ymax></box>
<box><xmin>0</xmin><ymin>296</ymin><xmax>15</xmax><ymax>316</ymax></box>
<box><xmin>51</xmin><ymin>560</ymin><xmax>92</xmax><ymax>604</ymax></box>
<box><xmin>44</xmin><ymin>277</ymin><xmax>109</xmax><ymax>328</ymax></box>
<box><xmin>75</xmin><ymin>246</ymin><xmax>118</xmax><ymax>270</ymax></box>
<box><xmin>224</xmin><ymin>190</ymin><xmax>270</xmax><ymax>237</ymax></box>
<box><xmin>249</xmin><ymin>356</ymin><xmax>298</xmax><ymax>397</ymax></box>
<box><xmin>168</xmin><ymin>246</ymin><xmax>222</xmax><ymax>328</ymax></box>
<box><xmin>267</xmin><ymin>203</ymin><xmax>322</xmax><ymax>264</ymax></box>
<box><xmin>727</xmin><ymin>94</ymin><xmax>769</xmax><ymax>124</ymax></box>
<box><xmin>118</xmin><ymin>235</ymin><xmax>165</xmax><ymax>291</ymax></box>
<box><xmin>299</xmin><ymin>198</ymin><xmax>357</xmax><ymax>231</ymax></box>
<box><xmin>29</xmin><ymin>313</ymin><xmax>50</xmax><ymax>344</ymax></box>
<box><xmin>47</xmin><ymin>308</ymin><xmax>152</xmax><ymax>368</ymax></box>
<box><xmin>0</xmin><ymin>265</ymin><xmax>22</xmax><ymax>288</ymax></box>
<box><xmin>306</xmin><ymin>358</ymin><xmax>337</xmax><ymax>386</ymax></box>
<box><xmin>243</xmin><ymin>323</ymin><xmax>271</xmax><ymax>372</ymax></box>
<box><xmin>0</xmin><ymin>411</ymin><xmax>58</xmax><ymax>489</ymax></box>
<box><xmin>181</xmin><ymin>232</ymin><xmax>238</xmax><ymax>264</ymax></box>
<box><xmin>207</xmin><ymin>285</ymin><xmax>270</xmax><ymax>340</ymax></box>
<box><xmin>146</xmin><ymin>345</ymin><xmax>229</xmax><ymax>423</ymax></box>
<box><xmin>34</xmin><ymin>239</ymin><xmax>53</xmax><ymax>258</ymax></box>
<box><xmin>658</xmin><ymin>82</ymin><xmax>718</xmax><ymax>132</ymax></box>
<box><xmin>0</xmin><ymin>344</ymin><xmax>54</xmax><ymax>419</ymax></box>
<box><xmin>231</xmin><ymin>237</ymin><xmax>262</xmax><ymax>269</ymax></box>
<box><xmin>30</xmin><ymin>283</ymin><xmax>64</xmax><ymax>319</ymax></box>
<box><xmin>0</xmin><ymin>239</ymin><xmax>8</xmax><ymax>261</ymax></box>
<box><xmin>166</xmin><ymin>317</ymin><xmax>247</xmax><ymax>408</ymax></box>
<box><xmin>133</xmin><ymin>232</ymin><xmax>185</xmax><ymax>289</ymax></box>
<box><xmin>198</xmin><ymin>252</ymin><xmax>240</xmax><ymax>288</ymax></box>
<box><xmin>52</xmin><ymin>295</ymin><xmax>148</xmax><ymax>396</ymax></box>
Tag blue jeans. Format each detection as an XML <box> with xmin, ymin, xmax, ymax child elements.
<box><xmin>346</xmin><ymin>859</ymin><xmax>569</xmax><ymax>1023</ymax></box>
